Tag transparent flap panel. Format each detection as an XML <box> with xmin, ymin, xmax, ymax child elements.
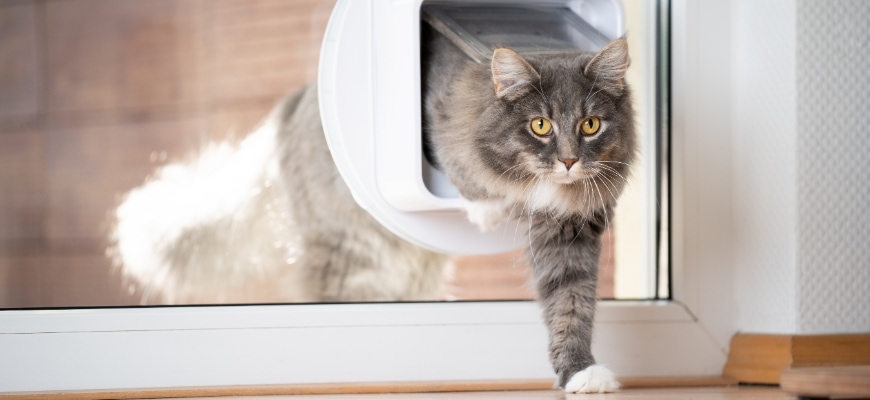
<box><xmin>423</xmin><ymin>3</ymin><xmax>611</xmax><ymax>63</ymax></box>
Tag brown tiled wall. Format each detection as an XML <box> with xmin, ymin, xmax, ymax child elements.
<box><xmin>0</xmin><ymin>0</ymin><xmax>613</xmax><ymax>308</ymax></box>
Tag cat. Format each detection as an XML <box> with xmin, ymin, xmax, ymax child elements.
<box><xmin>421</xmin><ymin>24</ymin><xmax>635</xmax><ymax>392</ymax></box>
<box><xmin>111</xmin><ymin>84</ymin><xmax>446</xmax><ymax>304</ymax></box>
<box><xmin>111</xmin><ymin>20</ymin><xmax>634</xmax><ymax>394</ymax></box>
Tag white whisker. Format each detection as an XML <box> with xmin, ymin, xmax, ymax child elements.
<box><xmin>595</xmin><ymin>160</ymin><xmax>631</xmax><ymax>166</ymax></box>
<box><xmin>594</xmin><ymin>162</ymin><xmax>629</xmax><ymax>184</ymax></box>
<box><xmin>592</xmin><ymin>170</ymin><xmax>621</xmax><ymax>205</ymax></box>
<box><xmin>585</xmin><ymin>88</ymin><xmax>605</xmax><ymax>105</ymax></box>
<box><xmin>496</xmin><ymin>161</ymin><xmax>536</xmax><ymax>183</ymax></box>
<box><xmin>584</xmin><ymin>73</ymin><xmax>600</xmax><ymax>105</ymax></box>
<box><xmin>527</xmin><ymin>214</ymin><xmax>539</xmax><ymax>268</ymax></box>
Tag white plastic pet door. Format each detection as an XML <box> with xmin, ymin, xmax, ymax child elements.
<box><xmin>318</xmin><ymin>0</ymin><xmax>623</xmax><ymax>254</ymax></box>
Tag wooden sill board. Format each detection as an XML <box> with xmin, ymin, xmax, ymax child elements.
<box><xmin>781</xmin><ymin>365</ymin><xmax>870</xmax><ymax>399</ymax></box>
<box><xmin>723</xmin><ymin>333</ymin><xmax>870</xmax><ymax>385</ymax></box>
<box><xmin>0</xmin><ymin>376</ymin><xmax>735</xmax><ymax>400</ymax></box>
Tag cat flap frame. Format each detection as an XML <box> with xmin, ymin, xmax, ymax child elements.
<box><xmin>318</xmin><ymin>0</ymin><xmax>624</xmax><ymax>254</ymax></box>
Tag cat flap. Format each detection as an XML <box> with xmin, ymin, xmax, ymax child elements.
<box><xmin>422</xmin><ymin>3</ymin><xmax>611</xmax><ymax>64</ymax></box>
<box><xmin>319</xmin><ymin>0</ymin><xmax>624</xmax><ymax>254</ymax></box>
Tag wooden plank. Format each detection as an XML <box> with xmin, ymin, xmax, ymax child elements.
<box><xmin>722</xmin><ymin>334</ymin><xmax>792</xmax><ymax>384</ymax></box>
<box><xmin>619</xmin><ymin>375</ymin><xmax>737</xmax><ymax>388</ymax></box>
<box><xmin>43</xmin><ymin>0</ymin><xmax>202</xmax><ymax>114</ymax></box>
<box><xmin>781</xmin><ymin>366</ymin><xmax>870</xmax><ymax>399</ymax></box>
<box><xmin>0</xmin><ymin>126</ymin><xmax>44</xmax><ymax>243</ymax></box>
<box><xmin>793</xmin><ymin>334</ymin><xmax>870</xmax><ymax>367</ymax></box>
<box><xmin>0</xmin><ymin>255</ymin><xmax>44</xmax><ymax>308</ymax></box>
<box><xmin>723</xmin><ymin>333</ymin><xmax>870</xmax><ymax>385</ymax></box>
<box><xmin>0</xmin><ymin>376</ymin><xmax>741</xmax><ymax>400</ymax></box>
<box><xmin>0</xmin><ymin>380</ymin><xmax>554</xmax><ymax>400</ymax></box>
<box><xmin>203</xmin><ymin>0</ymin><xmax>331</xmax><ymax>104</ymax></box>
<box><xmin>0</xmin><ymin>2</ymin><xmax>39</xmax><ymax>119</ymax></box>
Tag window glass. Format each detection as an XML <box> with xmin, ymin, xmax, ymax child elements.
<box><xmin>0</xmin><ymin>0</ymin><xmax>665</xmax><ymax>308</ymax></box>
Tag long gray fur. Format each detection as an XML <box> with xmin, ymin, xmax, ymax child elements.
<box><xmin>112</xmin><ymin>85</ymin><xmax>445</xmax><ymax>303</ymax></box>
<box><xmin>422</xmin><ymin>22</ymin><xmax>636</xmax><ymax>388</ymax></box>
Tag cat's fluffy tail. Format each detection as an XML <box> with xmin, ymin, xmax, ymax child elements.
<box><xmin>110</xmin><ymin>108</ymin><xmax>300</xmax><ymax>303</ymax></box>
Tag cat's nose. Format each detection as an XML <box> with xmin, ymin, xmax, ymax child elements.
<box><xmin>560</xmin><ymin>158</ymin><xmax>578</xmax><ymax>170</ymax></box>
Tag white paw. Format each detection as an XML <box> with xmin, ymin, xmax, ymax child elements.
<box><xmin>462</xmin><ymin>199</ymin><xmax>508</xmax><ymax>232</ymax></box>
<box><xmin>564</xmin><ymin>365</ymin><xmax>620</xmax><ymax>393</ymax></box>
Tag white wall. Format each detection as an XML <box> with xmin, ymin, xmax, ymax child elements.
<box><xmin>732</xmin><ymin>0</ymin><xmax>798</xmax><ymax>334</ymax></box>
<box><xmin>731</xmin><ymin>0</ymin><xmax>870</xmax><ymax>335</ymax></box>
<box><xmin>794</xmin><ymin>0</ymin><xmax>870</xmax><ymax>334</ymax></box>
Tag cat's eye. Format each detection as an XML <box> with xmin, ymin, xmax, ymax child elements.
<box><xmin>530</xmin><ymin>117</ymin><xmax>552</xmax><ymax>136</ymax></box>
<box><xmin>580</xmin><ymin>116</ymin><xmax>601</xmax><ymax>135</ymax></box>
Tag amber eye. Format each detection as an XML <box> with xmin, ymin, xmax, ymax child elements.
<box><xmin>580</xmin><ymin>116</ymin><xmax>601</xmax><ymax>135</ymax></box>
<box><xmin>530</xmin><ymin>117</ymin><xmax>552</xmax><ymax>136</ymax></box>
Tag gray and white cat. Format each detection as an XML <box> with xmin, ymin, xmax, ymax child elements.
<box><xmin>423</xmin><ymin>24</ymin><xmax>635</xmax><ymax>392</ymax></box>
<box><xmin>112</xmin><ymin>23</ymin><xmax>634</xmax><ymax>393</ymax></box>
<box><xmin>112</xmin><ymin>85</ymin><xmax>446</xmax><ymax>304</ymax></box>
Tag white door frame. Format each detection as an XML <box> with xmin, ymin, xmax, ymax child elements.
<box><xmin>0</xmin><ymin>0</ymin><xmax>736</xmax><ymax>393</ymax></box>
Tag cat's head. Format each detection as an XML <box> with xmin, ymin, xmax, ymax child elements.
<box><xmin>476</xmin><ymin>39</ymin><xmax>636</xmax><ymax>213</ymax></box>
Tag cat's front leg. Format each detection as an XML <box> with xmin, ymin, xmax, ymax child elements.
<box><xmin>529</xmin><ymin>213</ymin><xmax>620</xmax><ymax>393</ymax></box>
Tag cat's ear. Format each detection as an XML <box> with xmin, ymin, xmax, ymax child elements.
<box><xmin>583</xmin><ymin>38</ymin><xmax>630</xmax><ymax>96</ymax></box>
<box><xmin>491</xmin><ymin>48</ymin><xmax>540</xmax><ymax>100</ymax></box>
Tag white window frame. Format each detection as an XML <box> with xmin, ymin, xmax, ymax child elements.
<box><xmin>0</xmin><ymin>0</ymin><xmax>735</xmax><ymax>393</ymax></box>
